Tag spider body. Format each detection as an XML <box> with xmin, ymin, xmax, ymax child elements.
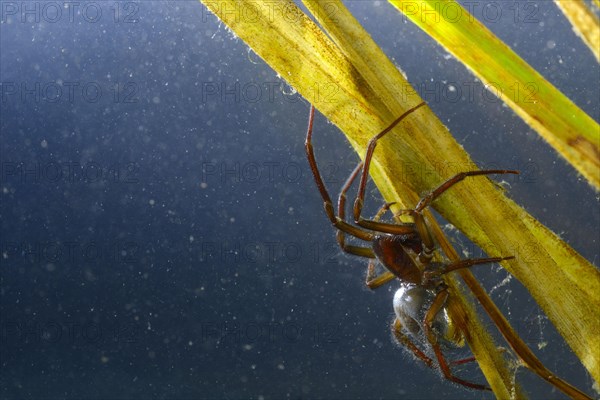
<box><xmin>372</xmin><ymin>233</ymin><xmax>423</xmax><ymax>285</ymax></box>
<box><xmin>304</xmin><ymin>101</ymin><xmax>593</xmax><ymax>399</ymax></box>
<box><xmin>305</xmin><ymin>101</ymin><xmax>517</xmax><ymax>390</ymax></box>
<box><xmin>393</xmin><ymin>283</ymin><xmax>457</xmax><ymax>349</ymax></box>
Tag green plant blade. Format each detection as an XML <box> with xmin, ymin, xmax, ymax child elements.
<box><xmin>388</xmin><ymin>0</ymin><xmax>600</xmax><ymax>190</ymax></box>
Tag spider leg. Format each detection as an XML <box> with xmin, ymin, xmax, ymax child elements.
<box><xmin>415</xmin><ymin>170</ymin><xmax>519</xmax><ymax>213</ymax></box>
<box><xmin>450</xmin><ymin>356</ymin><xmax>477</xmax><ymax>366</ymax></box>
<box><xmin>338</xmin><ymin>162</ymin><xmax>363</xmax><ymax>225</ymax></box>
<box><xmin>391</xmin><ymin>318</ymin><xmax>435</xmax><ymax>368</ymax></box>
<box><xmin>442</xmin><ymin>256</ymin><xmax>514</xmax><ymax>274</ymax></box>
<box><xmin>405</xmin><ymin>170</ymin><xmax>519</xmax><ymax>262</ymax></box>
<box><xmin>366</xmin><ymin>261</ymin><xmax>395</xmax><ymax>289</ymax></box>
<box><xmin>421</xmin><ymin>257</ymin><xmax>515</xmax><ymax>284</ymax></box>
<box><xmin>342</xmin><ymin>161</ymin><xmax>416</xmax><ymax>236</ymax></box>
<box><xmin>409</xmin><ymin>210</ymin><xmax>436</xmax><ymax>264</ymax></box>
<box><xmin>364</xmin><ymin>201</ymin><xmax>399</xmax><ymax>289</ymax></box>
<box><xmin>356</xmin><ymin>217</ymin><xmax>417</xmax><ymax>235</ymax></box>
<box><xmin>305</xmin><ymin>105</ymin><xmax>375</xmax><ymax>242</ymax></box>
<box><xmin>423</xmin><ymin>288</ymin><xmax>491</xmax><ymax>391</ymax></box>
<box><xmin>352</xmin><ymin>102</ymin><xmax>427</xmax><ymax>226</ymax></box>
<box><xmin>411</xmin><ymin>168</ymin><xmax>518</xmax><ymax>263</ymax></box>
<box><xmin>335</xmin><ymin>162</ymin><xmax>375</xmax><ymax>257</ymax></box>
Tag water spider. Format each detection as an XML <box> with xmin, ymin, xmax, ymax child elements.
<box><xmin>304</xmin><ymin>102</ymin><xmax>593</xmax><ymax>398</ymax></box>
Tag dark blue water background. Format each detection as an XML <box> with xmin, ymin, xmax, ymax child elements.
<box><xmin>1</xmin><ymin>1</ymin><xmax>598</xmax><ymax>399</ymax></box>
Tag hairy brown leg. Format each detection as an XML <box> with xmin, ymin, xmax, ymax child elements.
<box><xmin>332</xmin><ymin>162</ymin><xmax>375</xmax><ymax>258</ymax></box>
<box><xmin>420</xmin><ymin>256</ymin><xmax>516</xmax><ymax>284</ymax></box>
<box><xmin>415</xmin><ymin>170</ymin><xmax>519</xmax><ymax>213</ymax></box>
<box><xmin>423</xmin><ymin>289</ymin><xmax>491</xmax><ymax>391</ymax></box>
<box><xmin>353</xmin><ymin>102</ymin><xmax>427</xmax><ymax>224</ymax></box>
<box><xmin>392</xmin><ymin>318</ymin><xmax>435</xmax><ymax>369</ymax></box>
<box><xmin>305</xmin><ymin>105</ymin><xmax>375</xmax><ymax>242</ymax></box>
<box><xmin>364</xmin><ymin>202</ymin><xmax>398</xmax><ymax>289</ymax></box>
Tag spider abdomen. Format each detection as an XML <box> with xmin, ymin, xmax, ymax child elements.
<box><xmin>393</xmin><ymin>284</ymin><xmax>459</xmax><ymax>349</ymax></box>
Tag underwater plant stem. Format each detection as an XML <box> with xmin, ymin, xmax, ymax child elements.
<box><xmin>553</xmin><ymin>0</ymin><xmax>600</xmax><ymax>62</ymax></box>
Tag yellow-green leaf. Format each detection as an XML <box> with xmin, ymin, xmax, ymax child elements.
<box><xmin>388</xmin><ymin>0</ymin><xmax>600</xmax><ymax>190</ymax></box>
<box><xmin>554</xmin><ymin>0</ymin><xmax>600</xmax><ymax>62</ymax></box>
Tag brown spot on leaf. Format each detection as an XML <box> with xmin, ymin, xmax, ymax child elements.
<box><xmin>568</xmin><ymin>135</ymin><xmax>600</xmax><ymax>168</ymax></box>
